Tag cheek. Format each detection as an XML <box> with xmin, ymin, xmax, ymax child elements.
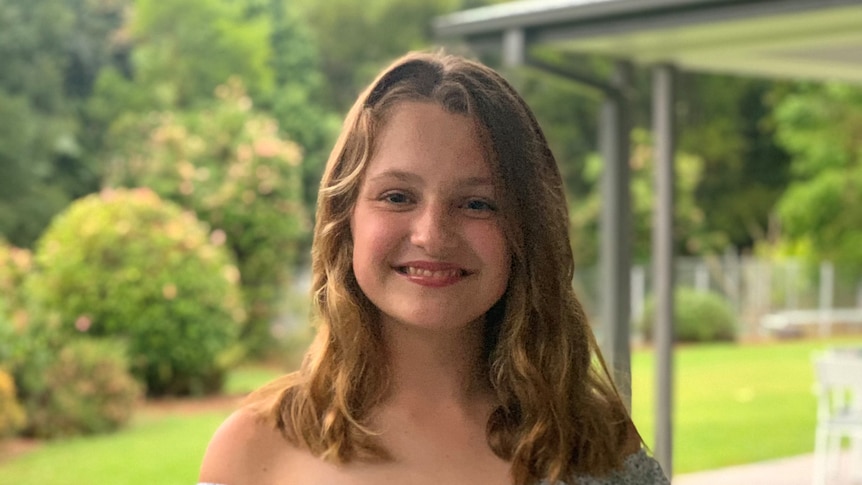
<box><xmin>474</xmin><ymin>224</ymin><xmax>511</xmax><ymax>278</ymax></box>
<box><xmin>351</xmin><ymin>209</ymin><xmax>398</xmax><ymax>268</ymax></box>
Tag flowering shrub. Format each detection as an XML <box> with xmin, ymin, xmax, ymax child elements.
<box><xmin>0</xmin><ymin>241</ymin><xmax>32</xmax><ymax>385</ymax></box>
<box><xmin>0</xmin><ymin>240</ymin><xmax>31</xmax><ymax>334</ymax></box>
<box><xmin>1</xmin><ymin>244</ymin><xmax>139</xmax><ymax>438</ymax></box>
<box><xmin>20</xmin><ymin>339</ymin><xmax>142</xmax><ymax>438</ymax></box>
<box><xmin>0</xmin><ymin>369</ymin><xmax>25</xmax><ymax>438</ymax></box>
<box><xmin>28</xmin><ymin>188</ymin><xmax>245</xmax><ymax>395</ymax></box>
<box><xmin>106</xmin><ymin>79</ymin><xmax>309</xmax><ymax>356</ymax></box>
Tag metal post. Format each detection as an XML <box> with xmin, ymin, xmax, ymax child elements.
<box><xmin>502</xmin><ymin>28</ymin><xmax>525</xmax><ymax>68</ymax></box>
<box><xmin>819</xmin><ymin>261</ymin><xmax>834</xmax><ymax>337</ymax></box>
<box><xmin>599</xmin><ymin>61</ymin><xmax>633</xmax><ymax>408</ymax></box>
<box><xmin>631</xmin><ymin>265</ymin><xmax>646</xmax><ymax>344</ymax></box>
<box><xmin>653</xmin><ymin>63</ymin><xmax>676</xmax><ymax>478</ymax></box>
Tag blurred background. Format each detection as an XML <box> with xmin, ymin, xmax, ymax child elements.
<box><xmin>0</xmin><ymin>0</ymin><xmax>860</xmax><ymax>484</ymax></box>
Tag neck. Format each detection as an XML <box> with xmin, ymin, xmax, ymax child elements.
<box><xmin>380</xmin><ymin>316</ymin><xmax>492</xmax><ymax>410</ymax></box>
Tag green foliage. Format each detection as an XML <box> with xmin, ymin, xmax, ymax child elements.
<box><xmin>19</xmin><ymin>339</ymin><xmax>142</xmax><ymax>439</ymax></box>
<box><xmin>257</xmin><ymin>0</ymin><xmax>340</xmax><ymax>212</ymax></box>
<box><xmin>675</xmin><ymin>74</ymin><xmax>792</xmax><ymax>249</ymax></box>
<box><xmin>0</xmin><ymin>70</ymin><xmax>78</xmax><ymax>248</ymax></box>
<box><xmin>570</xmin><ymin>129</ymin><xmax>723</xmax><ymax>265</ymax></box>
<box><xmin>0</xmin><ymin>0</ymin><xmax>73</xmax><ymax>109</ymax></box>
<box><xmin>515</xmin><ymin>59</ymin><xmax>789</xmax><ymax>257</ymax></box>
<box><xmin>87</xmin><ymin>0</ymin><xmax>334</xmax><ymax>243</ymax></box>
<box><xmin>0</xmin><ymin>240</ymin><xmax>31</xmax><ymax>322</ymax></box>
<box><xmin>639</xmin><ymin>287</ymin><xmax>738</xmax><ymax>343</ymax></box>
<box><xmin>105</xmin><ymin>81</ymin><xmax>308</xmax><ymax>357</ymax></box>
<box><xmin>0</xmin><ymin>0</ymin><xmax>123</xmax><ymax>247</ymax></box>
<box><xmin>28</xmin><ymin>188</ymin><xmax>245</xmax><ymax>395</ymax></box>
<box><xmin>0</xmin><ymin>241</ymin><xmax>32</xmax><ymax>370</ymax></box>
<box><xmin>773</xmin><ymin>83</ymin><xmax>862</xmax><ymax>272</ymax></box>
<box><xmin>295</xmin><ymin>0</ymin><xmax>463</xmax><ymax>111</ymax></box>
<box><xmin>130</xmin><ymin>0</ymin><xmax>273</xmax><ymax>108</ymax></box>
<box><xmin>0</xmin><ymin>368</ymin><xmax>26</xmax><ymax>438</ymax></box>
<box><xmin>515</xmin><ymin>52</ymin><xmax>604</xmax><ymax>199</ymax></box>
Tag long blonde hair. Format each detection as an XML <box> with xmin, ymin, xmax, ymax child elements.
<box><xmin>248</xmin><ymin>51</ymin><xmax>635</xmax><ymax>484</ymax></box>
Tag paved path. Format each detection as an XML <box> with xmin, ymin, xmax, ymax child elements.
<box><xmin>674</xmin><ymin>452</ymin><xmax>859</xmax><ymax>485</ymax></box>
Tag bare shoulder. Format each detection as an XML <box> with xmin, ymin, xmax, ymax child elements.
<box><xmin>199</xmin><ymin>407</ymin><xmax>289</xmax><ymax>485</ymax></box>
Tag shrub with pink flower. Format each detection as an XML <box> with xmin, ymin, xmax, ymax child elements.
<box><xmin>27</xmin><ymin>188</ymin><xmax>245</xmax><ymax>396</ymax></box>
<box><xmin>105</xmin><ymin>79</ymin><xmax>308</xmax><ymax>356</ymax></box>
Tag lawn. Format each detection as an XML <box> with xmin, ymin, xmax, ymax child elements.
<box><xmin>0</xmin><ymin>366</ymin><xmax>283</xmax><ymax>485</ymax></box>
<box><xmin>1</xmin><ymin>337</ymin><xmax>860</xmax><ymax>482</ymax></box>
<box><xmin>630</xmin><ymin>337</ymin><xmax>862</xmax><ymax>473</ymax></box>
<box><xmin>0</xmin><ymin>412</ymin><xmax>230</xmax><ymax>485</ymax></box>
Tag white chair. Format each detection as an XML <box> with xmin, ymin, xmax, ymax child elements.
<box><xmin>812</xmin><ymin>353</ymin><xmax>862</xmax><ymax>485</ymax></box>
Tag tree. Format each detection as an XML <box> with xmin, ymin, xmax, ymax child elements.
<box><xmin>131</xmin><ymin>0</ymin><xmax>273</xmax><ymax>108</ymax></box>
<box><xmin>487</xmin><ymin>52</ymin><xmax>789</xmax><ymax>260</ymax></box>
<box><xmin>569</xmin><ymin>129</ymin><xmax>721</xmax><ymax>266</ymax></box>
<box><xmin>253</xmin><ymin>0</ymin><xmax>340</xmax><ymax>216</ymax></box>
<box><xmin>675</xmin><ymin>73</ymin><xmax>792</xmax><ymax>250</ymax></box>
<box><xmin>85</xmin><ymin>0</ymin><xmax>336</xmax><ymax>355</ymax></box>
<box><xmin>772</xmin><ymin>83</ymin><xmax>862</xmax><ymax>272</ymax></box>
<box><xmin>0</xmin><ymin>0</ymin><xmax>128</xmax><ymax>247</ymax></box>
<box><xmin>293</xmin><ymin>0</ymin><xmax>484</xmax><ymax>112</ymax></box>
<box><xmin>88</xmin><ymin>0</ymin><xmax>335</xmax><ymax>222</ymax></box>
<box><xmin>106</xmin><ymin>80</ymin><xmax>308</xmax><ymax>357</ymax></box>
<box><xmin>0</xmin><ymin>0</ymin><xmax>76</xmax><ymax>247</ymax></box>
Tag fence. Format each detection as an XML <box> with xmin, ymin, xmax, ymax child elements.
<box><xmin>574</xmin><ymin>254</ymin><xmax>862</xmax><ymax>340</ymax></box>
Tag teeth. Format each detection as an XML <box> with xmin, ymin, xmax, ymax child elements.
<box><xmin>404</xmin><ymin>267</ymin><xmax>462</xmax><ymax>278</ymax></box>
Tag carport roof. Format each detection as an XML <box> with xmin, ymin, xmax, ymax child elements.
<box><xmin>434</xmin><ymin>0</ymin><xmax>862</xmax><ymax>83</ymax></box>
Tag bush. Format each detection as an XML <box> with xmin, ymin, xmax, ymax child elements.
<box><xmin>0</xmin><ymin>240</ymin><xmax>33</xmax><ymax>395</ymax></box>
<box><xmin>639</xmin><ymin>287</ymin><xmax>738</xmax><ymax>343</ymax></box>
<box><xmin>0</xmin><ymin>241</ymin><xmax>32</xmax><ymax>340</ymax></box>
<box><xmin>105</xmin><ymin>80</ymin><xmax>309</xmax><ymax>357</ymax></box>
<box><xmin>28</xmin><ymin>188</ymin><xmax>245</xmax><ymax>395</ymax></box>
<box><xmin>19</xmin><ymin>339</ymin><xmax>142</xmax><ymax>439</ymax></box>
<box><xmin>0</xmin><ymin>369</ymin><xmax>25</xmax><ymax>438</ymax></box>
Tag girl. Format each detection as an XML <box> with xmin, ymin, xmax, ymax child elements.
<box><xmin>199</xmin><ymin>51</ymin><xmax>668</xmax><ymax>485</ymax></box>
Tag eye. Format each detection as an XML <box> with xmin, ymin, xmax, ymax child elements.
<box><xmin>463</xmin><ymin>198</ymin><xmax>498</xmax><ymax>215</ymax></box>
<box><xmin>380</xmin><ymin>191</ymin><xmax>413</xmax><ymax>205</ymax></box>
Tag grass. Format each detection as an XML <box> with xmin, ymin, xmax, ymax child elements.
<box><xmin>0</xmin><ymin>365</ymin><xmax>284</xmax><ymax>485</ymax></box>
<box><xmin>630</xmin><ymin>337</ymin><xmax>862</xmax><ymax>473</ymax></box>
<box><xmin>222</xmin><ymin>363</ymin><xmax>285</xmax><ymax>395</ymax></box>
<box><xmin>1</xmin><ymin>338</ymin><xmax>861</xmax><ymax>482</ymax></box>
<box><xmin>0</xmin><ymin>412</ymin><xmax>230</xmax><ymax>485</ymax></box>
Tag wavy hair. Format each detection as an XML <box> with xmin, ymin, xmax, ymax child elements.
<box><xmin>248</xmin><ymin>51</ymin><xmax>635</xmax><ymax>485</ymax></box>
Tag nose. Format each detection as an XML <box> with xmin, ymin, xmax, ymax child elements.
<box><xmin>410</xmin><ymin>201</ymin><xmax>457</xmax><ymax>255</ymax></box>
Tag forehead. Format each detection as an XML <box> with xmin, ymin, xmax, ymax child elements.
<box><xmin>365</xmin><ymin>101</ymin><xmax>493</xmax><ymax>181</ymax></box>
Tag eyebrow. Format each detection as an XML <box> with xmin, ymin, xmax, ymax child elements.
<box><xmin>366</xmin><ymin>169</ymin><xmax>495</xmax><ymax>188</ymax></box>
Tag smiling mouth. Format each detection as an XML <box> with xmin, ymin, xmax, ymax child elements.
<box><xmin>397</xmin><ymin>266</ymin><xmax>468</xmax><ymax>278</ymax></box>
<box><xmin>395</xmin><ymin>266</ymin><xmax>469</xmax><ymax>287</ymax></box>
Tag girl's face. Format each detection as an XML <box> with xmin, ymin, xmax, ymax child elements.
<box><xmin>350</xmin><ymin>101</ymin><xmax>510</xmax><ymax>333</ymax></box>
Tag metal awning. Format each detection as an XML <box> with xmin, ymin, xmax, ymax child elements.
<box><xmin>434</xmin><ymin>0</ymin><xmax>862</xmax><ymax>478</ymax></box>
<box><xmin>436</xmin><ymin>0</ymin><xmax>862</xmax><ymax>84</ymax></box>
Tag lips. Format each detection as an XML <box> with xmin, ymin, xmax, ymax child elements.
<box><xmin>395</xmin><ymin>261</ymin><xmax>471</xmax><ymax>287</ymax></box>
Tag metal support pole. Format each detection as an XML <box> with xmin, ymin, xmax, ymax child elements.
<box><xmin>502</xmin><ymin>28</ymin><xmax>525</xmax><ymax>68</ymax></box>
<box><xmin>599</xmin><ymin>61</ymin><xmax>633</xmax><ymax>408</ymax></box>
<box><xmin>653</xmin><ymin>63</ymin><xmax>676</xmax><ymax>478</ymax></box>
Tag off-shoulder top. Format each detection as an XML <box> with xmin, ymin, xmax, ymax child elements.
<box><xmin>198</xmin><ymin>447</ymin><xmax>669</xmax><ymax>485</ymax></box>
